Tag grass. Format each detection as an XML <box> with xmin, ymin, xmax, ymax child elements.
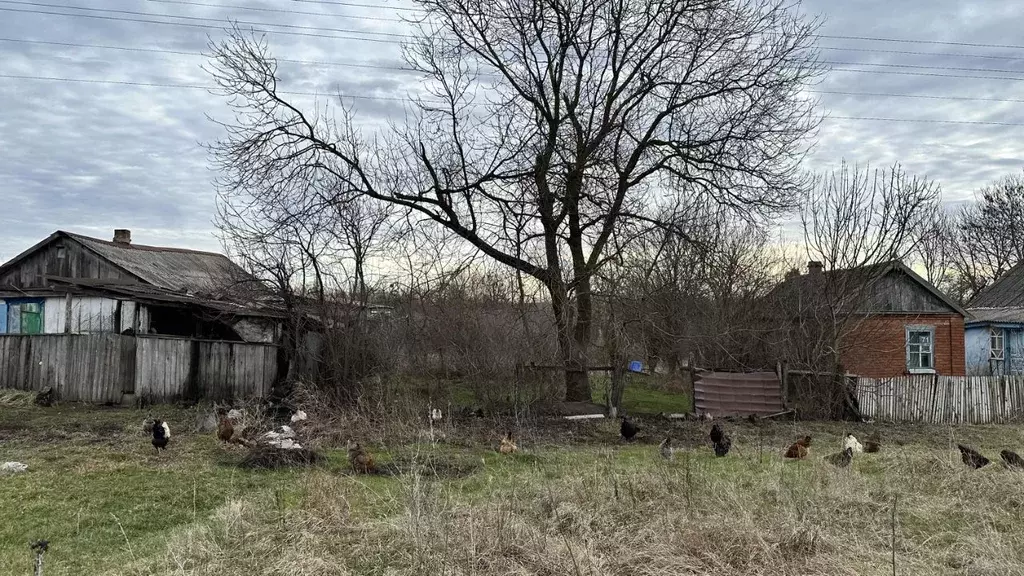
<box><xmin>3</xmin><ymin>395</ymin><xmax>1024</xmax><ymax>575</ymax></box>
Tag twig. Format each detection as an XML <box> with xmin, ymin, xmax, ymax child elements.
<box><xmin>111</xmin><ymin>513</ymin><xmax>136</xmax><ymax>563</ymax></box>
<box><xmin>890</xmin><ymin>494</ymin><xmax>898</xmax><ymax>576</ymax></box>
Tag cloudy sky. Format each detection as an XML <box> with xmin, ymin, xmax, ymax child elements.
<box><xmin>0</xmin><ymin>0</ymin><xmax>1022</xmax><ymax>261</ymax></box>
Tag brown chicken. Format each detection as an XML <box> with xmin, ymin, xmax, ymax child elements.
<box><xmin>216</xmin><ymin>408</ymin><xmax>234</xmax><ymax>443</ymax></box>
<box><xmin>784</xmin><ymin>435</ymin><xmax>812</xmax><ymax>459</ymax></box>
<box><xmin>1001</xmin><ymin>449</ymin><xmax>1024</xmax><ymax>470</ymax></box>
<box><xmin>347</xmin><ymin>440</ymin><xmax>376</xmax><ymax>473</ymax></box>
<box><xmin>863</xmin><ymin>432</ymin><xmax>881</xmax><ymax>453</ymax></box>
<box><xmin>499</xmin><ymin>431</ymin><xmax>518</xmax><ymax>454</ymax></box>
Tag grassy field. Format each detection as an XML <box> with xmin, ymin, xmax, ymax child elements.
<box><xmin>3</xmin><ymin>391</ymin><xmax>1024</xmax><ymax>575</ymax></box>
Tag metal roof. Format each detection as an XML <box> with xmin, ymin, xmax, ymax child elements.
<box><xmin>969</xmin><ymin>262</ymin><xmax>1024</xmax><ymax>308</ymax></box>
<box><xmin>64</xmin><ymin>232</ymin><xmax>251</xmax><ymax>295</ymax></box>
<box><xmin>965</xmin><ymin>307</ymin><xmax>1024</xmax><ymax>326</ymax></box>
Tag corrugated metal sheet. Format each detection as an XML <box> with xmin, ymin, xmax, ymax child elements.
<box><xmin>694</xmin><ymin>370</ymin><xmax>784</xmax><ymax>416</ymax></box>
<box><xmin>69</xmin><ymin>232</ymin><xmax>248</xmax><ymax>294</ymax></box>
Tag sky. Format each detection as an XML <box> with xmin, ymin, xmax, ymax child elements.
<box><xmin>1</xmin><ymin>0</ymin><xmax>1023</xmax><ymax>262</ymax></box>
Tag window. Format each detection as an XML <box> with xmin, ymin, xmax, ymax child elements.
<box><xmin>906</xmin><ymin>326</ymin><xmax>935</xmax><ymax>372</ymax></box>
<box><xmin>5</xmin><ymin>300</ymin><xmax>44</xmax><ymax>334</ymax></box>
<box><xmin>991</xmin><ymin>328</ymin><xmax>1005</xmax><ymax>361</ymax></box>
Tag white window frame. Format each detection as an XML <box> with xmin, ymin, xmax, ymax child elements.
<box><xmin>991</xmin><ymin>328</ymin><xmax>1005</xmax><ymax>361</ymax></box>
<box><xmin>906</xmin><ymin>325</ymin><xmax>935</xmax><ymax>374</ymax></box>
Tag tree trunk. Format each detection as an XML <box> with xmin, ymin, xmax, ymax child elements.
<box><xmin>548</xmin><ymin>277</ymin><xmax>593</xmax><ymax>402</ymax></box>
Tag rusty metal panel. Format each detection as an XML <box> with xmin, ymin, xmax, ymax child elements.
<box><xmin>694</xmin><ymin>370</ymin><xmax>784</xmax><ymax>416</ymax></box>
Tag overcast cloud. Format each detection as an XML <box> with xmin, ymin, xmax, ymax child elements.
<box><xmin>1</xmin><ymin>0</ymin><xmax>1022</xmax><ymax>260</ymax></box>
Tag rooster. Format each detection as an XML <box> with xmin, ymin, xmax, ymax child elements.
<box><xmin>843</xmin><ymin>433</ymin><xmax>863</xmax><ymax>454</ymax></box>
<box><xmin>824</xmin><ymin>447</ymin><xmax>853</xmax><ymax>468</ymax></box>
<box><xmin>620</xmin><ymin>416</ymin><xmax>637</xmax><ymax>441</ymax></box>
<box><xmin>1001</xmin><ymin>449</ymin><xmax>1024</xmax><ymax>470</ymax></box>
<box><xmin>216</xmin><ymin>408</ymin><xmax>234</xmax><ymax>443</ymax></box>
<box><xmin>151</xmin><ymin>419</ymin><xmax>170</xmax><ymax>453</ymax></box>
<box><xmin>347</xmin><ymin>440</ymin><xmax>376</xmax><ymax>473</ymax></box>
<box><xmin>659</xmin><ymin>437</ymin><xmax>673</xmax><ymax>460</ymax></box>
<box><xmin>784</xmin><ymin>435</ymin><xmax>811</xmax><ymax>459</ymax></box>
<box><xmin>709</xmin><ymin>424</ymin><xmax>730</xmax><ymax>457</ymax></box>
<box><xmin>957</xmin><ymin>444</ymin><xmax>990</xmax><ymax>469</ymax></box>
<box><xmin>498</xmin><ymin>432</ymin><xmax>518</xmax><ymax>454</ymax></box>
<box><xmin>709</xmin><ymin>424</ymin><xmax>724</xmax><ymax>445</ymax></box>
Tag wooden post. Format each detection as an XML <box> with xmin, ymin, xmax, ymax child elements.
<box><xmin>778</xmin><ymin>360</ymin><xmax>789</xmax><ymax>410</ymax></box>
<box><xmin>63</xmin><ymin>292</ymin><xmax>72</xmax><ymax>334</ymax></box>
<box><xmin>687</xmin><ymin>353</ymin><xmax>698</xmax><ymax>413</ymax></box>
<box><xmin>62</xmin><ymin>292</ymin><xmax>73</xmax><ymax>400</ymax></box>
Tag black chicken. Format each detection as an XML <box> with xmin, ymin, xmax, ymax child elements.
<box><xmin>1001</xmin><ymin>449</ymin><xmax>1024</xmax><ymax>470</ymax></box>
<box><xmin>152</xmin><ymin>419</ymin><xmax>170</xmax><ymax>453</ymax></box>
<box><xmin>824</xmin><ymin>447</ymin><xmax>853</xmax><ymax>468</ymax></box>
<box><xmin>709</xmin><ymin>423</ymin><xmax>724</xmax><ymax>445</ymax></box>
<box><xmin>713</xmin><ymin>434</ymin><xmax>732</xmax><ymax>457</ymax></box>
<box><xmin>620</xmin><ymin>416</ymin><xmax>637</xmax><ymax>441</ymax></box>
<box><xmin>957</xmin><ymin>444</ymin><xmax>989</xmax><ymax>469</ymax></box>
<box><xmin>864</xmin><ymin>432</ymin><xmax>881</xmax><ymax>453</ymax></box>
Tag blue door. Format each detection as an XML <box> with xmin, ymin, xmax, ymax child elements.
<box><xmin>0</xmin><ymin>301</ymin><xmax>6</xmax><ymax>334</ymax></box>
<box><xmin>1007</xmin><ymin>329</ymin><xmax>1024</xmax><ymax>375</ymax></box>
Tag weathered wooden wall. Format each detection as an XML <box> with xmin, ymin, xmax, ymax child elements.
<box><xmin>0</xmin><ymin>237</ymin><xmax>136</xmax><ymax>289</ymax></box>
<box><xmin>857</xmin><ymin>375</ymin><xmax>1024</xmax><ymax>424</ymax></box>
<box><xmin>0</xmin><ymin>334</ymin><xmax>277</xmax><ymax>404</ymax></box>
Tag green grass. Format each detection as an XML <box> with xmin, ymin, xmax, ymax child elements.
<box><xmin>591</xmin><ymin>374</ymin><xmax>693</xmax><ymax>414</ymax></box>
<box><xmin>4</xmin><ymin>400</ymin><xmax>1024</xmax><ymax>575</ymax></box>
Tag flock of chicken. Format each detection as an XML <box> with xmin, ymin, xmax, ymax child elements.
<box><xmin>142</xmin><ymin>408</ymin><xmax>1024</xmax><ymax>473</ymax></box>
<box><xmin>624</xmin><ymin>415</ymin><xmax>881</xmax><ymax>468</ymax></box>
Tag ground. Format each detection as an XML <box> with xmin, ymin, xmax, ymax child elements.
<box><xmin>2</xmin><ymin>386</ymin><xmax>1024</xmax><ymax>575</ymax></box>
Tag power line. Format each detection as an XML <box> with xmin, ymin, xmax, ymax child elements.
<box><xmin>0</xmin><ymin>37</ymin><xmax>417</xmax><ymax>71</ymax></box>
<box><xmin>146</xmin><ymin>0</ymin><xmax>407</xmax><ymax>23</ymax></box>
<box><xmin>5</xmin><ymin>72</ymin><xmax>1024</xmax><ymax>126</ymax></box>
<box><xmin>0</xmin><ymin>72</ymin><xmax>422</xmax><ymax>101</ymax></box>
<box><xmin>0</xmin><ymin>0</ymin><xmax>414</xmax><ymax>38</ymax></box>
<box><xmin>828</xmin><ymin>115</ymin><xmax>1024</xmax><ymax>127</ymax></box>
<box><xmin>831</xmin><ymin>67</ymin><xmax>1024</xmax><ymax>82</ymax></box>
<box><xmin>817</xmin><ymin>34</ymin><xmax>1024</xmax><ymax>51</ymax></box>
<box><xmin>821</xmin><ymin>46</ymin><xmax>1024</xmax><ymax>62</ymax></box>
<box><xmin>0</xmin><ymin>6</ymin><xmax>401</xmax><ymax>43</ymax></box>
<box><xmin>825</xmin><ymin>60</ymin><xmax>1024</xmax><ymax>76</ymax></box>
<box><xmin>290</xmin><ymin>0</ymin><xmax>422</xmax><ymax>12</ymax></box>
<box><xmin>810</xmin><ymin>90</ymin><xmax>1024</xmax><ymax>104</ymax></box>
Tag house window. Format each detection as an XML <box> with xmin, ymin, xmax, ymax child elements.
<box><xmin>991</xmin><ymin>328</ymin><xmax>1005</xmax><ymax>361</ymax></box>
<box><xmin>5</xmin><ymin>300</ymin><xmax>45</xmax><ymax>334</ymax></box>
<box><xmin>906</xmin><ymin>326</ymin><xmax>935</xmax><ymax>372</ymax></box>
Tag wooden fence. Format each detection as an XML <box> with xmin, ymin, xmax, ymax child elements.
<box><xmin>856</xmin><ymin>375</ymin><xmax>1024</xmax><ymax>424</ymax></box>
<box><xmin>0</xmin><ymin>334</ymin><xmax>278</xmax><ymax>404</ymax></box>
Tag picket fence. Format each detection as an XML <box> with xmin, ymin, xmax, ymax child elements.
<box><xmin>856</xmin><ymin>375</ymin><xmax>1024</xmax><ymax>424</ymax></box>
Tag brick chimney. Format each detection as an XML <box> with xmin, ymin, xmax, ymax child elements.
<box><xmin>807</xmin><ymin>261</ymin><xmax>823</xmax><ymax>276</ymax></box>
<box><xmin>113</xmin><ymin>229</ymin><xmax>132</xmax><ymax>245</ymax></box>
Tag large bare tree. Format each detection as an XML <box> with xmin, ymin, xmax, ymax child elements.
<box><xmin>207</xmin><ymin>0</ymin><xmax>823</xmax><ymax>401</ymax></box>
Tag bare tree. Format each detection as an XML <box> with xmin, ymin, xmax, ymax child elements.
<box><xmin>207</xmin><ymin>0</ymin><xmax>823</xmax><ymax>401</ymax></box>
<box><xmin>946</xmin><ymin>173</ymin><xmax>1024</xmax><ymax>301</ymax></box>
<box><xmin>777</xmin><ymin>161</ymin><xmax>941</xmax><ymax>373</ymax></box>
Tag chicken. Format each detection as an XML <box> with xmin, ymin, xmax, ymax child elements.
<box><xmin>784</xmin><ymin>435</ymin><xmax>811</xmax><ymax>459</ymax></box>
<box><xmin>152</xmin><ymin>419</ymin><xmax>170</xmax><ymax>453</ymax></box>
<box><xmin>499</xmin><ymin>431</ymin><xmax>518</xmax><ymax>454</ymax></box>
<box><xmin>347</xmin><ymin>440</ymin><xmax>376</xmax><ymax>473</ymax></box>
<box><xmin>620</xmin><ymin>416</ymin><xmax>637</xmax><ymax>441</ymax></box>
<box><xmin>713</xmin><ymin>434</ymin><xmax>732</xmax><ymax>457</ymax></box>
<box><xmin>824</xmin><ymin>447</ymin><xmax>853</xmax><ymax>468</ymax></box>
<box><xmin>709</xmin><ymin>424</ymin><xmax>724</xmax><ymax>445</ymax></box>
<box><xmin>216</xmin><ymin>409</ymin><xmax>234</xmax><ymax>443</ymax></box>
<box><xmin>863</xmin><ymin>432</ymin><xmax>881</xmax><ymax>453</ymax></box>
<box><xmin>843</xmin><ymin>433</ymin><xmax>863</xmax><ymax>454</ymax></box>
<box><xmin>290</xmin><ymin>410</ymin><xmax>307</xmax><ymax>423</ymax></box>
<box><xmin>1001</xmin><ymin>449</ymin><xmax>1024</xmax><ymax>469</ymax></box>
<box><xmin>659</xmin><ymin>437</ymin><xmax>673</xmax><ymax>460</ymax></box>
<box><xmin>429</xmin><ymin>407</ymin><xmax>443</xmax><ymax>422</ymax></box>
<box><xmin>957</xmin><ymin>444</ymin><xmax>990</xmax><ymax>469</ymax></box>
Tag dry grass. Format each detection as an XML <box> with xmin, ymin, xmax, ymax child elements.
<box><xmin>111</xmin><ymin>424</ymin><xmax>1024</xmax><ymax>576</ymax></box>
<box><xmin>0</xmin><ymin>389</ymin><xmax>37</xmax><ymax>407</ymax></box>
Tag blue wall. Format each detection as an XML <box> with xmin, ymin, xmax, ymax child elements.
<box><xmin>965</xmin><ymin>326</ymin><xmax>991</xmax><ymax>375</ymax></box>
<box><xmin>0</xmin><ymin>301</ymin><xmax>6</xmax><ymax>334</ymax></box>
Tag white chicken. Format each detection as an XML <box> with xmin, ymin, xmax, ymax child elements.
<box><xmin>843</xmin><ymin>433</ymin><xmax>864</xmax><ymax>454</ymax></box>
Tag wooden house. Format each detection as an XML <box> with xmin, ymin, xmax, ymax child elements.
<box><xmin>0</xmin><ymin>229</ymin><xmax>284</xmax><ymax>404</ymax></box>
<box><xmin>768</xmin><ymin>260</ymin><xmax>966</xmax><ymax>377</ymax></box>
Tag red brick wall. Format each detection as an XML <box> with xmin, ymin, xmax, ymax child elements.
<box><xmin>840</xmin><ymin>314</ymin><xmax>965</xmax><ymax>377</ymax></box>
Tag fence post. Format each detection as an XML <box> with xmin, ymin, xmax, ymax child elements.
<box><xmin>777</xmin><ymin>360</ymin><xmax>789</xmax><ymax>410</ymax></box>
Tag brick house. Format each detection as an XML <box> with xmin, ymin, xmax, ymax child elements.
<box><xmin>768</xmin><ymin>260</ymin><xmax>966</xmax><ymax>377</ymax></box>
